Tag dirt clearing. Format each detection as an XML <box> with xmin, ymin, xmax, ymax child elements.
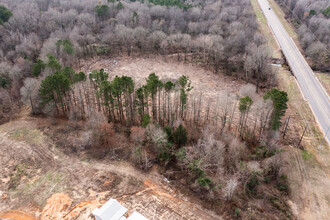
<box><xmin>0</xmin><ymin>113</ymin><xmax>221</xmax><ymax>219</ymax></box>
<box><xmin>78</xmin><ymin>56</ymin><xmax>245</xmax><ymax>100</ymax></box>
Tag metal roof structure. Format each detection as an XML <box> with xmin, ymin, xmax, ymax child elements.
<box><xmin>127</xmin><ymin>211</ymin><xmax>148</xmax><ymax>220</ymax></box>
<box><xmin>92</xmin><ymin>198</ymin><xmax>148</xmax><ymax>220</ymax></box>
<box><xmin>92</xmin><ymin>199</ymin><xmax>127</xmax><ymax>220</ymax></box>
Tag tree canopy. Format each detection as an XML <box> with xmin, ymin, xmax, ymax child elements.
<box><xmin>0</xmin><ymin>5</ymin><xmax>12</xmax><ymax>25</ymax></box>
<box><xmin>32</xmin><ymin>59</ymin><xmax>46</xmax><ymax>77</ymax></box>
<box><xmin>148</xmin><ymin>0</ymin><xmax>192</xmax><ymax>10</ymax></box>
<box><xmin>264</xmin><ymin>88</ymin><xmax>288</xmax><ymax>130</ymax></box>
<box><xmin>95</xmin><ymin>4</ymin><xmax>110</xmax><ymax>18</ymax></box>
<box><xmin>0</xmin><ymin>75</ymin><xmax>10</xmax><ymax>88</ymax></box>
<box><xmin>323</xmin><ymin>6</ymin><xmax>330</xmax><ymax>18</ymax></box>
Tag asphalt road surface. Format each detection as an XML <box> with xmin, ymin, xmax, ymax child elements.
<box><xmin>257</xmin><ymin>0</ymin><xmax>330</xmax><ymax>144</ymax></box>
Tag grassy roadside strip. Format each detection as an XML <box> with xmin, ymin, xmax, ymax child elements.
<box><xmin>267</xmin><ymin>0</ymin><xmax>299</xmax><ymax>42</ymax></box>
<box><xmin>315</xmin><ymin>72</ymin><xmax>330</xmax><ymax>95</ymax></box>
<box><xmin>251</xmin><ymin>0</ymin><xmax>328</xmax><ymax>156</ymax></box>
<box><xmin>250</xmin><ymin>0</ymin><xmax>281</xmax><ymax>58</ymax></box>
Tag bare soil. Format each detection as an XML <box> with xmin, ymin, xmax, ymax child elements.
<box><xmin>77</xmin><ymin>56</ymin><xmax>245</xmax><ymax>100</ymax></box>
<box><xmin>0</xmin><ymin>109</ymin><xmax>221</xmax><ymax>220</ymax></box>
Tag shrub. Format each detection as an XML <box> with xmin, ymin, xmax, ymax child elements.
<box><xmin>309</xmin><ymin>10</ymin><xmax>316</xmax><ymax>16</ymax></box>
<box><xmin>0</xmin><ymin>75</ymin><xmax>10</xmax><ymax>88</ymax></box>
<box><xmin>246</xmin><ymin>174</ymin><xmax>259</xmax><ymax>195</ymax></box>
<box><xmin>276</xmin><ymin>174</ymin><xmax>289</xmax><ymax>194</ymax></box>
<box><xmin>189</xmin><ymin>159</ymin><xmax>212</xmax><ymax>187</ymax></box>
<box><xmin>132</xmin><ymin>146</ymin><xmax>153</xmax><ymax>171</ymax></box>
<box><xmin>323</xmin><ymin>6</ymin><xmax>330</xmax><ymax>18</ymax></box>
<box><xmin>172</xmin><ymin>124</ymin><xmax>187</xmax><ymax>147</ymax></box>
<box><xmin>192</xmin><ymin>130</ymin><xmax>225</xmax><ymax>173</ymax></box>
<box><xmin>197</xmin><ymin>176</ymin><xmax>212</xmax><ymax>187</ymax></box>
<box><xmin>222</xmin><ymin>177</ymin><xmax>239</xmax><ymax>201</ymax></box>
<box><xmin>175</xmin><ymin>148</ymin><xmax>186</xmax><ymax>162</ymax></box>
<box><xmin>32</xmin><ymin>59</ymin><xmax>46</xmax><ymax>77</ymax></box>
<box><xmin>94</xmin><ymin>122</ymin><xmax>115</xmax><ymax>148</ymax></box>
<box><xmin>164</xmin><ymin>126</ymin><xmax>173</xmax><ymax>142</ymax></box>
<box><xmin>130</xmin><ymin>126</ymin><xmax>145</xmax><ymax>144</ymax></box>
<box><xmin>234</xmin><ymin>208</ymin><xmax>240</xmax><ymax>217</ymax></box>
<box><xmin>145</xmin><ymin>124</ymin><xmax>168</xmax><ymax>154</ymax></box>
<box><xmin>157</xmin><ymin>143</ymin><xmax>174</xmax><ymax>165</ymax></box>
<box><xmin>142</xmin><ymin>114</ymin><xmax>150</xmax><ymax>127</ymax></box>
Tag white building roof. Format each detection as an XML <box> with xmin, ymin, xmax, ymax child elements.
<box><xmin>127</xmin><ymin>211</ymin><xmax>148</xmax><ymax>220</ymax></box>
<box><xmin>92</xmin><ymin>199</ymin><xmax>127</xmax><ymax>220</ymax></box>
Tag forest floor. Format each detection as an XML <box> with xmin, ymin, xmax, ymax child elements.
<box><xmin>252</xmin><ymin>0</ymin><xmax>330</xmax><ymax>219</ymax></box>
<box><xmin>0</xmin><ymin>107</ymin><xmax>221</xmax><ymax>220</ymax></box>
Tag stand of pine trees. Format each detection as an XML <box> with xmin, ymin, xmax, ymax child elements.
<box><xmin>39</xmin><ymin>57</ymin><xmax>288</xmax><ymax>141</ymax></box>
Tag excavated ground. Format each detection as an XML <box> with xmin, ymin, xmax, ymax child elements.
<box><xmin>0</xmin><ymin>108</ymin><xmax>220</xmax><ymax>220</ymax></box>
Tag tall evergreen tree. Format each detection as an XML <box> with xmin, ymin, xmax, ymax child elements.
<box><xmin>164</xmin><ymin>81</ymin><xmax>175</xmax><ymax>124</ymax></box>
<box><xmin>239</xmin><ymin>96</ymin><xmax>253</xmax><ymax>137</ymax></box>
<box><xmin>146</xmin><ymin>73</ymin><xmax>162</xmax><ymax>121</ymax></box>
<box><xmin>39</xmin><ymin>71</ymin><xmax>71</xmax><ymax>114</ymax></box>
<box><xmin>264</xmin><ymin>89</ymin><xmax>288</xmax><ymax>130</ymax></box>
<box><xmin>178</xmin><ymin>75</ymin><xmax>193</xmax><ymax>118</ymax></box>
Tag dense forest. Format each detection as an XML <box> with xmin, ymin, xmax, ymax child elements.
<box><xmin>0</xmin><ymin>0</ymin><xmax>273</xmax><ymax>103</ymax></box>
<box><xmin>0</xmin><ymin>0</ymin><xmax>295</xmax><ymax>218</ymax></box>
<box><xmin>275</xmin><ymin>0</ymin><xmax>330</xmax><ymax>71</ymax></box>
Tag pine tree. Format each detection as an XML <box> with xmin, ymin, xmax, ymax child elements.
<box><xmin>146</xmin><ymin>73</ymin><xmax>162</xmax><ymax>121</ymax></box>
<box><xmin>164</xmin><ymin>81</ymin><xmax>175</xmax><ymax>124</ymax></box>
<box><xmin>178</xmin><ymin>75</ymin><xmax>193</xmax><ymax>119</ymax></box>
<box><xmin>173</xmin><ymin>124</ymin><xmax>188</xmax><ymax>148</ymax></box>
<box><xmin>264</xmin><ymin>89</ymin><xmax>288</xmax><ymax>130</ymax></box>
<box><xmin>39</xmin><ymin>71</ymin><xmax>71</xmax><ymax>114</ymax></box>
<box><xmin>239</xmin><ymin>96</ymin><xmax>253</xmax><ymax>137</ymax></box>
<box><xmin>32</xmin><ymin>59</ymin><xmax>46</xmax><ymax>77</ymax></box>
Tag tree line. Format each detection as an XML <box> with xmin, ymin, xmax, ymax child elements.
<box><xmin>20</xmin><ymin>54</ymin><xmax>288</xmax><ymax>144</ymax></box>
<box><xmin>0</xmin><ymin>0</ymin><xmax>274</xmax><ymax>102</ymax></box>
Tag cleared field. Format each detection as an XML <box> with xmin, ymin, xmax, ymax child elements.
<box><xmin>78</xmin><ymin>56</ymin><xmax>246</xmax><ymax>100</ymax></box>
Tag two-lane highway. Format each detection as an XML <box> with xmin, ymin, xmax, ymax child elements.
<box><xmin>257</xmin><ymin>0</ymin><xmax>330</xmax><ymax>143</ymax></box>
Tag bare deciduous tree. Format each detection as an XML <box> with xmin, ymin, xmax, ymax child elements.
<box><xmin>20</xmin><ymin>78</ymin><xmax>41</xmax><ymax>114</ymax></box>
<box><xmin>244</xmin><ymin>43</ymin><xmax>271</xmax><ymax>92</ymax></box>
<box><xmin>222</xmin><ymin>176</ymin><xmax>239</xmax><ymax>201</ymax></box>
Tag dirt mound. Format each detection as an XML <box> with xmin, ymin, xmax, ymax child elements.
<box><xmin>143</xmin><ymin>179</ymin><xmax>177</xmax><ymax>200</ymax></box>
<box><xmin>64</xmin><ymin>201</ymin><xmax>99</xmax><ymax>220</ymax></box>
<box><xmin>40</xmin><ymin>193</ymin><xmax>73</xmax><ymax>220</ymax></box>
<box><xmin>40</xmin><ymin>190</ymin><xmax>109</xmax><ymax>220</ymax></box>
<box><xmin>0</xmin><ymin>210</ymin><xmax>37</xmax><ymax>220</ymax></box>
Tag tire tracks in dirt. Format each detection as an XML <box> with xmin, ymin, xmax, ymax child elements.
<box><xmin>86</xmin><ymin>160</ymin><xmax>221</xmax><ymax>220</ymax></box>
<box><xmin>291</xmin><ymin>147</ymin><xmax>323</xmax><ymax>219</ymax></box>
